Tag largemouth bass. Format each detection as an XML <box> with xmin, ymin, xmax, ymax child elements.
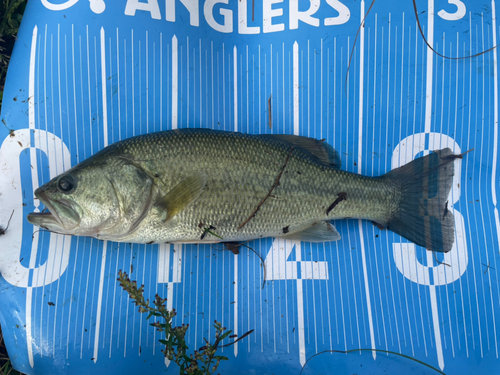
<box><xmin>27</xmin><ymin>128</ymin><xmax>462</xmax><ymax>252</ymax></box>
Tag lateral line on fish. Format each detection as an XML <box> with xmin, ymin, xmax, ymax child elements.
<box><xmin>238</xmin><ymin>146</ymin><xmax>295</xmax><ymax>230</ymax></box>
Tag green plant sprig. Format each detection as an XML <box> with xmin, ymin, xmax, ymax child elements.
<box><xmin>118</xmin><ymin>270</ymin><xmax>233</xmax><ymax>375</ymax></box>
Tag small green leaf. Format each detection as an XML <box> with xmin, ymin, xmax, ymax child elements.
<box><xmin>219</xmin><ymin>330</ymin><xmax>233</xmax><ymax>341</ymax></box>
<box><xmin>214</xmin><ymin>356</ymin><xmax>229</xmax><ymax>361</ymax></box>
<box><xmin>159</xmin><ymin>339</ymin><xmax>169</xmax><ymax>345</ymax></box>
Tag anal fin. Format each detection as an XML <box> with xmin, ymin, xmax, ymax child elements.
<box><xmin>279</xmin><ymin>221</ymin><xmax>341</xmax><ymax>242</ymax></box>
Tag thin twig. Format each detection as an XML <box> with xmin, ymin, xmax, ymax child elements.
<box><xmin>0</xmin><ymin>210</ymin><xmax>14</xmax><ymax>235</ymax></box>
<box><xmin>326</xmin><ymin>193</ymin><xmax>347</xmax><ymax>216</ymax></box>
<box><xmin>432</xmin><ymin>250</ymin><xmax>451</xmax><ymax>268</ymax></box>
<box><xmin>238</xmin><ymin>146</ymin><xmax>294</xmax><ymax>230</ymax></box>
<box><xmin>268</xmin><ymin>95</ymin><xmax>272</xmax><ymax>129</ymax></box>
<box><xmin>345</xmin><ymin>0</ymin><xmax>376</xmax><ymax>96</ymax></box>
<box><xmin>220</xmin><ymin>329</ymin><xmax>254</xmax><ymax>348</ymax></box>
<box><xmin>482</xmin><ymin>261</ymin><xmax>495</xmax><ymax>274</ymax></box>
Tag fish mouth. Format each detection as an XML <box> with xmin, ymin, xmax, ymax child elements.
<box><xmin>27</xmin><ymin>190</ymin><xmax>81</xmax><ymax>232</ymax></box>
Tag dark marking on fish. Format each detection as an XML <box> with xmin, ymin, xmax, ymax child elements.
<box><xmin>443</xmin><ymin>201</ymin><xmax>449</xmax><ymax>220</ymax></box>
<box><xmin>297</xmin><ymin>171</ymin><xmax>301</xmax><ymax>175</ymax></box>
<box><xmin>326</xmin><ymin>192</ymin><xmax>347</xmax><ymax>215</ymax></box>
<box><xmin>282</xmin><ymin>225</ymin><xmax>290</xmax><ymax>234</ymax></box>
<box><xmin>154</xmin><ymin>173</ymin><xmax>160</xmax><ymax>178</ymax></box>
<box><xmin>371</xmin><ymin>221</ymin><xmax>385</xmax><ymax>230</ymax></box>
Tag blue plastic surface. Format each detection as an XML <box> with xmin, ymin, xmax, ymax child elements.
<box><xmin>0</xmin><ymin>0</ymin><xmax>499</xmax><ymax>374</ymax></box>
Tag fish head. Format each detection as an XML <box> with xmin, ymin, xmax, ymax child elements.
<box><xmin>27</xmin><ymin>161</ymin><xmax>123</xmax><ymax>237</ymax></box>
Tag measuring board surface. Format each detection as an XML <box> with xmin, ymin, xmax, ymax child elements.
<box><xmin>0</xmin><ymin>0</ymin><xmax>499</xmax><ymax>374</ymax></box>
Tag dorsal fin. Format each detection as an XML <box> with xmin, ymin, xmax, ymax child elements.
<box><xmin>258</xmin><ymin>134</ymin><xmax>341</xmax><ymax>168</ymax></box>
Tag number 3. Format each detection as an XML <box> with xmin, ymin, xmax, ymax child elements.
<box><xmin>391</xmin><ymin>133</ymin><xmax>468</xmax><ymax>286</ymax></box>
<box><xmin>438</xmin><ymin>0</ymin><xmax>466</xmax><ymax>21</ymax></box>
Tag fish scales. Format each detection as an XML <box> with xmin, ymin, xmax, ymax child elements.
<box><xmin>108</xmin><ymin>130</ymin><xmax>393</xmax><ymax>242</ymax></box>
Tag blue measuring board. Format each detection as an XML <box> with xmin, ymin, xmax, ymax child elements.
<box><xmin>0</xmin><ymin>0</ymin><xmax>499</xmax><ymax>374</ymax></box>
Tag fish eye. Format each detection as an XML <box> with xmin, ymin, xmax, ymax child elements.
<box><xmin>57</xmin><ymin>175</ymin><xmax>76</xmax><ymax>193</ymax></box>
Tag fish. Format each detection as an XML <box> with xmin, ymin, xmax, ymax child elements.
<box><xmin>27</xmin><ymin>128</ymin><xmax>463</xmax><ymax>252</ymax></box>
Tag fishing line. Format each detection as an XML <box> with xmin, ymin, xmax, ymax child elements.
<box><xmin>209</xmin><ymin>242</ymin><xmax>267</xmax><ymax>289</ymax></box>
<box><xmin>345</xmin><ymin>0</ymin><xmax>499</xmax><ymax>96</ymax></box>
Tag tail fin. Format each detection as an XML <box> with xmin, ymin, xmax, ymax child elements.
<box><xmin>385</xmin><ymin>148</ymin><xmax>463</xmax><ymax>253</ymax></box>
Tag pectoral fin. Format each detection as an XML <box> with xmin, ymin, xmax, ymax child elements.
<box><xmin>279</xmin><ymin>221</ymin><xmax>341</xmax><ymax>242</ymax></box>
<box><xmin>156</xmin><ymin>173</ymin><xmax>207</xmax><ymax>222</ymax></box>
